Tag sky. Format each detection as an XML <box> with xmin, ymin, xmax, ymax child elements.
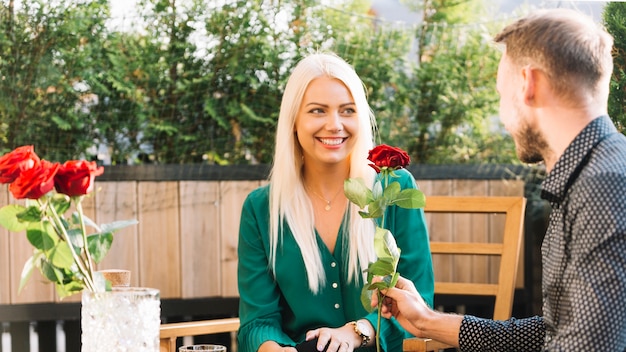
<box><xmin>109</xmin><ymin>0</ymin><xmax>609</xmax><ymax>26</ymax></box>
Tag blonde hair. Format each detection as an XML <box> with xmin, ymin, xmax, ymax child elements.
<box><xmin>494</xmin><ymin>8</ymin><xmax>614</xmax><ymax>104</ymax></box>
<box><xmin>268</xmin><ymin>52</ymin><xmax>377</xmax><ymax>293</ymax></box>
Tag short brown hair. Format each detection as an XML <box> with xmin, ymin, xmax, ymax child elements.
<box><xmin>494</xmin><ymin>8</ymin><xmax>613</xmax><ymax>101</ymax></box>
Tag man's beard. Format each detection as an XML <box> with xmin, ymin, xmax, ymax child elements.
<box><xmin>514</xmin><ymin>120</ymin><xmax>548</xmax><ymax>164</ymax></box>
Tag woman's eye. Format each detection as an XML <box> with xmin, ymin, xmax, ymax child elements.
<box><xmin>342</xmin><ymin>107</ymin><xmax>356</xmax><ymax>114</ymax></box>
<box><xmin>309</xmin><ymin>108</ymin><xmax>324</xmax><ymax>114</ymax></box>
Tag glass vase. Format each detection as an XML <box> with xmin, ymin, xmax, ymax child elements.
<box><xmin>81</xmin><ymin>287</ymin><xmax>161</xmax><ymax>352</ymax></box>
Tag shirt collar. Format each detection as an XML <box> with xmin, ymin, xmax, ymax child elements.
<box><xmin>541</xmin><ymin>115</ymin><xmax>617</xmax><ymax>203</ymax></box>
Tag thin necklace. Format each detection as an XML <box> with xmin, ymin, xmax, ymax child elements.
<box><xmin>307</xmin><ymin>186</ymin><xmax>344</xmax><ymax>211</ymax></box>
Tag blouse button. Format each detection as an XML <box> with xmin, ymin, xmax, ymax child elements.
<box><xmin>334</xmin><ymin>303</ymin><xmax>340</xmax><ymax>309</ymax></box>
<box><xmin>332</xmin><ymin>283</ymin><xmax>338</xmax><ymax>288</ymax></box>
<box><xmin>331</xmin><ymin>262</ymin><xmax>337</xmax><ymax>268</ymax></box>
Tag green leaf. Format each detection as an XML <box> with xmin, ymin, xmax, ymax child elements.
<box><xmin>366</xmin><ymin>258</ymin><xmax>395</xmax><ymax>276</ymax></box>
<box><xmin>372</xmin><ymin>180</ymin><xmax>383</xmax><ymax>199</ymax></box>
<box><xmin>16</xmin><ymin>205</ymin><xmax>44</xmax><ymax>223</ymax></box>
<box><xmin>18</xmin><ymin>254</ymin><xmax>37</xmax><ymax>293</ymax></box>
<box><xmin>26</xmin><ymin>221</ymin><xmax>58</xmax><ymax>251</ymax></box>
<box><xmin>382</xmin><ymin>181</ymin><xmax>401</xmax><ymax>202</ymax></box>
<box><xmin>368</xmin><ymin>280</ymin><xmax>392</xmax><ymax>291</ymax></box>
<box><xmin>392</xmin><ymin>189</ymin><xmax>426</xmax><ymax>209</ymax></box>
<box><xmin>0</xmin><ymin>205</ymin><xmax>31</xmax><ymax>232</ymax></box>
<box><xmin>360</xmin><ymin>284</ymin><xmax>374</xmax><ymax>313</ymax></box>
<box><xmin>39</xmin><ymin>258</ymin><xmax>65</xmax><ymax>284</ymax></box>
<box><xmin>50</xmin><ymin>193</ymin><xmax>71</xmax><ymax>215</ymax></box>
<box><xmin>100</xmin><ymin>219</ymin><xmax>138</xmax><ymax>233</ymax></box>
<box><xmin>48</xmin><ymin>242</ymin><xmax>75</xmax><ymax>269</ymax></box>
<box><xmin>344</xmin><ymin>178</ymin><xmax>372</xmax><ymax>208</ymax></box>
<box><xmin>367</xmin><ymin>199</ymin><xmax>385</xmax><ymax>219</ymax></box>
<box><xmin>55</xmin><ymin>280</ymin><xmax>84</xmax><ymax>299</ymax></box>
<box><xmin>66</xmin><ymin>228</ymin><xmax>85</xmax><ymax>251</ymax></box>
<box><xmin>87</xmin><ymin>232</ymin><xmax>114</xmax><ymax>264</ymax></box>
<box><xmin>374</xmin><ymin>227</ymin><xmax>401</xmax><ymax>263</ymax></box>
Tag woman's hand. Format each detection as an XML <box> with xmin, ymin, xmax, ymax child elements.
<box><xmin>304</xmin><ymin>322</ymin><xmax>363</xmax><ymax>352</ymax></box>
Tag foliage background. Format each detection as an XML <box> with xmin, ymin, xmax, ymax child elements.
<box><xmin>0</xmin><ymin>0</ymin><xmax>622</xmax><ymax>165</ymax></box>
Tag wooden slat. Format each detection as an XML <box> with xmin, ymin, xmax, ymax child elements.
<box><xmin>159</xmin><ymin>317</ymin><xmax>240</xmax><ymax>352</ymax></box>
<box><xmin>159</xmin><ymin>317</ymin><xmax>240</xmax><ymax>338</ymax></box>
<box><xmin>138</xmin><ymin>182</ymin><xmax>181</xmax><ymax>298</ymax></box>
<box><xmin>180</xmin><ymin>181</ymin><xmax>221</xmax><ymax>298</ymax></box>
<box><xmin>424</xmin><ymin>195</ymin><xmax>522</xmax><ymax>213</ymax></box>
<box><xmin>430</xmin><ymin>242</ymin><xmax>503</xmax><ymax>255</ymax></box>
<box><xmin>403</xmin><ymin>337</ymin><xmax>454</xmax><ymax>352</ymax></box>
<box><xmin>96</xmin><ymin>182</ymin><xmax>140</xmax><ymax>286</ymax></box>
<box><xmin>435</xmin><ymin>282</ymin><xmax>499</xmax><ymax>295</ymax></box>
<box><xmin>489</xmin><ymin>180</ymin><xmax>525</xmax><ymax>288</ymax></box>
<box><xmin>219</xmin><ymin>180</ymin><xmax>261</xmax><ymax>297</ymax></box>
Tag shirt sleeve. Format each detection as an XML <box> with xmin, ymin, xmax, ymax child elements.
<box><xmin>458</xmin><ymin>315</ymin><xmax>545</xmax><ymax>352</ymax></box>
<box><xmin>365</xmin><ymin>169</ymin><xmax>435</xmax><ymax>351</ymax></box>
<box><xmin>237</xmin><ymin>188</ymin><xmax>296</xmax><ymax>351</ymax></box>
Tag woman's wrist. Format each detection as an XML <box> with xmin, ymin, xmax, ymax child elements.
<box><xmin>347</xmin><ymin>319</ymin><xmax>375</xmax><ymax>348</ymax></box>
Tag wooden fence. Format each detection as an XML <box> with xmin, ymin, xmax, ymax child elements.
<box><xmin>0</xmin><ymin>164</ymin><xmax>546</xmax><ymax>352</ymax></box>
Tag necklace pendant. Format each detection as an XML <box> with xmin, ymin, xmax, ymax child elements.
<box><xmin>325</xmin><ymin>203</ymin><xmax>331</xmax><ymax>211</ymax></box>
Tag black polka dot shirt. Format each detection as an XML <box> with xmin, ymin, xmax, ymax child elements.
<box><xmin>458</xmin><ymin>116</ymin><xmax>626</xmax><ymax>351</ymax></box>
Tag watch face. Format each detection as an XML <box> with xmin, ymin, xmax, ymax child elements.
<box><xmin>356</xmin><ymin>320</ymin><xmax>371</xmax><ymax>337</ymax></box>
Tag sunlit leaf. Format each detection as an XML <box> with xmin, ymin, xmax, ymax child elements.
<box><xmin>39</xmin><ymin>258</ymin><xmax>65</xmax><ymax>283</ymax></box>
<box><xmin>100</xmin><ymin>219</ymin><xmax>138</xmax><ymax>233</ymax></box>
<box><xmin>55</xmin><ymin>280</ymin><xmax>84</xmax><ymax>299</ymax></box>
<box><xmin>360</xmin><ymin>285</ymin><xmax>374</xmax><ymax>313</ymax></box>
<box><xmin>49</xmin><ymin>242</ymin><xmax>75</xmax><ymax>269</ymax></box>
<box><xmin>344</xmin><ymin>178</ymin><xmax>372</xmax><ymax>208</ymax></box>
<box><xmin>382</xmin><ymin>181</ymin><xmax>400</xmax><ymax>202</ymax></box>
<box><xmin>88</xmin><ymin>232</ymin><xmax>113</xmax><ymax>264</ymax></box>
<box><xmin>0</xmin><ymin>205</ymin><xmax>31</xmax><ymax>232</ymax></box>
<box><xmin>18</xmin><ymin>254</ymin><xmax>37</xmax><ymax>293</ymax></box>
<box><xmin>393</xmin><ymin>189</ymin><xmax>426</xmax><ymax>209</ymax></box>
<box><xmin>50</xmin><ymin>194</ymin><xmax>71</xmax><ymax>216</ymax></box>
<box><xmin>26</xmin><ymin>221</ymin><xmax>58</xmax><ymax>251</ymax></box>
<box><xmin>366</xmin><ymin>258</ymin><xmax>395</xmax><ymax>276</ymax></box>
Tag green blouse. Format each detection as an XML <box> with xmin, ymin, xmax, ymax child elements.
<box><xmin>237</xmin><ymin>169</ymin><xmax>434</xmax><ymax>352</ymax></box>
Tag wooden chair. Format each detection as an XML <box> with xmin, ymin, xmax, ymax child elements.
<box><xmin>158</xmin><ymin>196</ymin><xmax>525</xmax><ymax>352</ymax></box>
<box><xmin>403</xmin><ymin>196</ymin><xmax>526</xmax><ymax>352</ymax></box>
<box><xmin>159</xmin><ymin>317</ymin><xmax>240</xmax><ymax>352</ymax></box>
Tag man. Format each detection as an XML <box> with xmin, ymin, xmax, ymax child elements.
<box><xmin>374</xmin><ymin>8</ymin><xmax>626</xmax><ymax>351</ymax></box>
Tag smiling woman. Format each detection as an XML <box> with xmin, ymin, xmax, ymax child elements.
<box><xmin>236</xmin><ymin>52</ymin><xmax>434</xmax><ymax>352</ymax></box>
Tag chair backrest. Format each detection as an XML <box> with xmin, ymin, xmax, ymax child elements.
<box><xmin>403</xmin><ymin>196</ymin><xmax>526</xmax><ymax>351</ymax></box>
<box><xmin>159</xmin><ymin>317</ymin><xmax>240</xmax><ymax>352</ymax></box>
<box><xmin>424</xmin><ymin>196</ymin><xmax>526</xmax><ymax>320</ymax></box>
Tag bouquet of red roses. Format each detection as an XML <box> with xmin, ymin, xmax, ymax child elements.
<box><xmin>0</xmin><ymin>146</ymin><xmax>137</xmax><ymax>298</ymax></box>
<box><xmin>344</xmin><ymin>144</ymin><xmax>425</xmax><ymax>351</ymax></box>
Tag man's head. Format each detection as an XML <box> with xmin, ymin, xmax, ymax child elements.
<box><xmin>493</xmin><ymin>8</ymin><xmax>614</xmax><ymax>166</ymax></box>
<box><xmin>494</xmin><ymin>8</ymin><xmax>613</xmax><ymax>104</ymax></box>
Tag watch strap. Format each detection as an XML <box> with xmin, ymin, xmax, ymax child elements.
<box><xmin>350</xmin><ymin>321</ymin><xmax>370</xmax><ymax>348</ymax></box>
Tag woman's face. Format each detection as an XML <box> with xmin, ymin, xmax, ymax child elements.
<box><xmin>295</xmin><ymin>76</ymin><xmax>359</xmax><ymax>167</ymax></box>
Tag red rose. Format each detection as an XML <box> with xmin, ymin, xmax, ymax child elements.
<box><xmin>54</xmin><ymin>160</ymin><xmax>104</xmax><ymax>197</ymax></box>
<box><xmin>0</xmin><ymin>145</ymin><xmax>41</xmax><ymax>184</ymax></box>
<box><xmin>9</xmin><ymin>160</ymin><xmax>60</xmax><ymax>199</ymax></box>
<box><xmin>367</xmin><ymin>144</ymin><xmax>411</xmax><ymax>173</ymax></box>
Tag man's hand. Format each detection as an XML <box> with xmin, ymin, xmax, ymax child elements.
<box><xmin>372</xmin><ymin>275</ymin><xmax>463</xmax><ymax>347</ymax></box>
<box><xmin>371</xmin><ymin>275</ymin><xmax>429</xmax><ymax>337</ymax></box>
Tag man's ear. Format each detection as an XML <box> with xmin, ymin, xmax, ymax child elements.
<box><xmin>521</xmin><ymin>65</ymin><xmax>536</xmax><ymax>105</ymax></box>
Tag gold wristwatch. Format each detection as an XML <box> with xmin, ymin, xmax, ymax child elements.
<box><xmin>350</xmin><ymin>320</ymin><xmax>372</xmax><ymax>348</ymax></box>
